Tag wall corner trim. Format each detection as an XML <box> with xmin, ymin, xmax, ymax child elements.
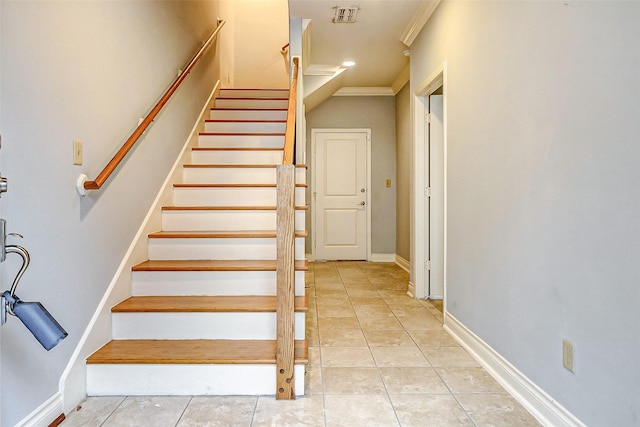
<box><xmin>395</xmin><ymin>254</ymin><xmax>410</xmax><ymax>273</ymax></box>
<box><xmin>444</xmin><ymin>314</ymin><xmax>586</xmax><ymax>427</ymax></box>
<box><xmin>14</xmin><ymin>392</ymin><xmax>63</xmax><ymax>427</ymax></box>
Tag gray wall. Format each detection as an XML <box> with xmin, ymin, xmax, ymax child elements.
<box><xmin>411</xmin><ymin>1</ymin><xmax>640</xmax><ymax>425</ymax></box>
<box><xmin>395</xmin><ymin>84</ymin><xmax>411</xmax><ymax>262</ymax></box>
<box><xmin>305</xmin><ymin>96</ymin><xmax>396</xmax><ymax>256</ymax></box>
<box><xmin>0</xmin><ymin>2</ymin><xmax>220</xmax><ymax>425</ymax></box>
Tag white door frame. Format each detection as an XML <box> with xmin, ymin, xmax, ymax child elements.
<box><xmin>412</xmin><ymin>63</ymin><xmax>447</xmax><ymax>302</ymax></box>
<box><xmin>310</xmin><ymin>128</ymin><xmax>371</xmax><ymax>261</ymax></box>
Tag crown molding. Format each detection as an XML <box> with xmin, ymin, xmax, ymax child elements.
<box><xmin>401</xmin><ymin>0</ymin><xmax>441</xmax><ymax>47</ymax></box>
<box><xmin>391</xmin><ymin>65</ymin><xmax>411</xmax><ymax>94</ymax></box>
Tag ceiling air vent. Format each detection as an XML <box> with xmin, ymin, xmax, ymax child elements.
<box><xmin>333</xmin><ymin>6</ymin><xmax>359</xmax><ymax>23</ymax></box>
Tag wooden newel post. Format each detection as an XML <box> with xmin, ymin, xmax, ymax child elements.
<box><xmin>276</xmin><ymin>164</ymin><xmax>296</xmax><ymax>399</ymax></box>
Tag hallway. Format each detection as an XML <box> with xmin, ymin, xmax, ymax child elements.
<box><xmin>61</xmin><ymin>262</ymin><xmax>539</xmax><ymax>426</ymax></box>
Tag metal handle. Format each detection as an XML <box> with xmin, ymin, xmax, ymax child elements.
<box><xmin>0</xmin><ymin>175</ymin><xmax>7</xmax><ymax>197</ymax></box>
<box><xmin>359</xmin><ymin>201</ymin><xmax>365</xmax><ymax>206</ymax></box>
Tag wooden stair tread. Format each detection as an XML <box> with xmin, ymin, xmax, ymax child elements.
<box><xmin>148</xmin><ymin>230</ymin><xmax>308</xmax><ymax>238</ymax></box>
<box><xmin>132</xmin><ymin>259</ymin><xmax>308</xmax><ymax>272</ymax></box>
<box><xmin>87</xmin><ymin>339</ymin><xmax>308</xmax><ymax>365</ymax></box>
<box><xmin>162</xmin><ymin>205</ymin><xmax>309</xmax><ymax>211</ymax></box>
<box><xmin>112</xmin><ymin>296</ymin><xmax>308</xmax><ymax>313</ymax></box>
<box><xmin>173</xmin><ymin>183</ymin><xmax>307</xmax><ymax>188</ymax></box>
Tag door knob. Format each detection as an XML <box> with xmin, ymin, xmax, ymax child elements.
<box><xmin>359</xmin><ymin>201</ymin><xmax>365</xmax><ymax>206</ymax></box>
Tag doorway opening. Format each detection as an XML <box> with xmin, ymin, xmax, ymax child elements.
<box><xmin>412</xmin><ymin>64</ymin><xmax>447</xmax><ymax>307</ymax></box>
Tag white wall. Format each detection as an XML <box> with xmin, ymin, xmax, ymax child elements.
<box><xmin>0</xmin><ymin>1</ymin><xmax>220</xmax><ymax>425</ymax></box>
<box><xmin>221</xmin><ymin>0</ymin><xmax>289</xmax><ymax>88</ymax></box>
<box><xmin>305</xmin><ymin>96</ymin><xmax>397</xmax><ymax>256</ymax></box>
<box><xmin>411</xmin><ymin>1</ymin><xmax>640</xmax><ymax>425</ymax></box>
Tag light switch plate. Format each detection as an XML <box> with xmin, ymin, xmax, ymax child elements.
<box><xmin>73</xmin><ymin>140</ymin><xmax>83</xmax><ymax>165</ymax></box>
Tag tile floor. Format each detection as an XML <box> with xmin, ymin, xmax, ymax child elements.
<box><xmin>61</xmin><ymin>262</ymin><xmax>540</xmax><ymax>426</ymax></box>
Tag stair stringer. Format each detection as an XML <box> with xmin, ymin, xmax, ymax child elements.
<box><xmin>59</xmin><ymin>81</ymin><xmax>222</xmax><ymax>415</ymax></box>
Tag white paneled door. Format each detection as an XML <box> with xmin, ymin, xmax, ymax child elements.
<box><xmin>313</xmin><ymin>130</ymin><xmax>369</xmax><ymax>260</ymax></box>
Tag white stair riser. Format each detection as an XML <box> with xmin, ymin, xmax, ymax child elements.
<box><xmin>132</xmin><ymin>271</ymin><xmax>306</xmax><ymax>296</ymax></box>
<box><xmin>173</xmin><ymin>187</ymin><xmax>306</xmax><ymax>206</ymax></box>
<box><xmin>161</xmin><ymin>210</ymin><xmax>306</xmax><ymax>231</ymax></box>
<box><xmin>215</xmin><ymin>99</ymin><xmax>288</xmax><ymax>109</ymax></box>
<box><xmin>183</xmin><ymin>167</ymin><xmax>306</xmax><ymax>185</ymax></box>
<box><xmin>210</xmin><ymin>109</ymin><xmax>287</xmax><ymax>121</ymax></box>
<box><xmin>147</xmin><ymin>238</ymin><xmax>306</xmax><ymax>260</ymax></box>
<box><xmin>198</xmin><ymin>134</ymin><xmax>284</xmax><ymax>148</ymax></box>
<box><xmin>87</xmin><ymin>364</ymin><xmax>305</xmax><ymax>396</ymax></box>
<box><xmin>204</xmin><ymin>121</ymin><xmax>286</xmax><ymax>133</ymax></box>
<box><xmin>191</xmin><ymin>150</ymin><xmax>283</xmax><ymax>165</ymax></box>
<box><xmin>112</xmin><ymin>312</ymin><xmax>305</xmax><ymax>340</ymax></box>
<box><xmin>219</xmin><ymin>89</ymin><xmax>289</xmax><ymax>98</ymax></box>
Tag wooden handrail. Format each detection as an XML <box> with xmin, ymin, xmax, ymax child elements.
<box><xmin>282</xmin><ymin>57</ymin><xmax>299</xmax><ymax>165</ymax></box>
<box><xmin>77</xmin><ymin>20</ymin><xmax>225</xmax><ymax>196</ymax></box>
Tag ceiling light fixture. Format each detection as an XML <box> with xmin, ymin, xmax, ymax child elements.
<box><xmin>333</xmin><ymin>6</ymin><xmax>359</xmax><ymax>23</ymax></box>
<box><xmin>342</xmin><ymin>61</ymin><xmax>356</xmax><ymax>67</ymax></box>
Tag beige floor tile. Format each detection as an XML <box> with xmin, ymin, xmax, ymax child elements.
<box><xmin>102</xmin><ymin>396</ymin><xmax>190</xmax><ymax>427</ymax></box>
<box><xmin>353</xmin><ymin>304</ymin><xmax>394</xmax><ymax>317</ymax></box>
<box><xmin>377</xmin><ymin>289</ymin><xmax>410</xmax><ymax>299</ymax></box>
<box><xmin>61</xmin><ymin>396</ymin><xmax>125</xmax><ymax>427</ymax></box>
<box><xmin>315</xmin><ymin>288</ymin><xmax>349</xmax><ymax>297</ymax></box>
<box><xmin>421</xmin><ymin>346</ymin><xmax>480</xmax><ymax>367</ymax></box>
<box><xmin>345</xmin><ymin>288</ymin><xmax>381</xmax><ymax>298</ymax></box>
<box><xmin>456</xmin><ymin>393</ymin><xmax>541</xmax><ymax>426</ymax></box>
<box><xmin>358</xmin><ymin>316</ymin><xmax>404</xmax><ymax>330</ymax></box>
<box><xmin>363</xmin><ymin>329</ymin><xmax>416</xmax><ymax>346</ymax></box>
<box><xmin>379</xmin><ymin>367</ymin><xmax>450</xmax><ymax>394</ymax></box>
<box><xmin>436</xmin><ymin>367</ymin><xmax>506</xmax><ymax>393</ymax></box>
<box><xmin>342</xmin><ymin>281</ymin><xmax>376</xmax><ymax>290</ymax></box>
<box><xmin>321</xmin><ymin>347</ymin><xmax>376</xmax><ymax>367</ymax></box>
<box><xmin>315</xmin><ymin>282</ymin><xmax>346</xmax><ymax>291</ymax></box>
<box><xmin>390</xmin><ymin>394</ymin><xmax>473</xmax><ymax>426</ymax></box>
<box><xmin>348</xmin><ymin>296</ymin><xmax>387</xmax><ymax>307</ymax></box>
<box><xmin>306</xmin><ymin>365</ymin><xmax>323</xmax><ymax>395</ymax></box>
<box><xmin>319</xmin><ymin>328</ymin><xmax>367</xmax><ymax>346</ymax></box>
<box><xmin>324</xmin><ymin>394</ymin><xmax>399</xmax><ymax>427</ymax></box>
<box><xmin>316</xmin><ymin>304</ymin><xmax>356</xmax><ymax>318</ymax></box>
<box><xmin>323</xmin><ymin>367</ymin><xmax>386</xmax><ymax>394</ymax></box>
<box><xmin>177</xmin><ymin>396</ymin><xmax>256</xmax><ymax>427</ymax></box>
<box><xmin>383</xmin><ymin>297</ymin><xmax>424</xmax><ymax>307</ymax></box>
<box><xmin>390</xmin><ymin>305</ymin><xmax>433</xmax><ymax>317</ymax></box>
<box><xmin>318</xmin><ymin>316</ymin><xmax>361</xmax><ymax>329</ymax></box>
<box><xmin>398</xmin><ymin>315</ymin><xmax>444</xmax><ymax>331</ymax></box>
<box><xmin>408</xmin><ymin>329</ymin><xmax>459</xmax><ymax>346</ymax></box>
<box><xmin>252</xmin><ymin>395</ymin><xmax>325</xmax><ymax>427</ymax></box>
<box><xmin>307</xmin><ymin>328</ymin><xmax>320</xmax><ymax>347</ymax></box>
<box><xmin>371</xmin><ymin>346</ymin><xmax>431</xmax><ymax>367</ymax></box>
<box><xmin>315</xmin><ymin>295</ymin><xmax>350</xmax><ymax>305</ymax></box>
<box><xmin>308</xmin><ymin>346</ymin><xmax>321</xmax><ymax>366</ymax></box>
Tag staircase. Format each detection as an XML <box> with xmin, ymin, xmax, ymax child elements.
<box><xmin>86</xmin><ymin>88</ymin><xmax>308</xmax><ymax>396</ymax></box>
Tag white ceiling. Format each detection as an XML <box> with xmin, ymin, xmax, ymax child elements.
<box><xmin>288</xmin><ymin>0</ymin><xmax>429</xmax><ymax>89</ymax></box>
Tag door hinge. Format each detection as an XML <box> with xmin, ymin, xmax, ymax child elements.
<box><xmin>425</xmin><ymin>187</ymin><xmax>432</xmax><ymax>197</ymax></box>
<box><xmin>425</xmin><ymin>113</ymin><xmax>432</xmax><ymax>124</ymax></box>
<box><xmin>425</xmin><ymin>260</ymin><xmax>431</xmax><ymax>270</ymax></box>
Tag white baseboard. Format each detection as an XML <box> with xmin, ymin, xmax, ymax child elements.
<box><xmin>395</xmin><ymin>254</ymin><xmax>410</xmax><ymax>273</ymax></box>
<box><xmin>59</xmin><ymin>82</ymin><xmax>221</xmax><ymax>415</ymax></box>
<box><xmin>369</xmin><ymin>253</ymin><xmax>396</xmax><ymax>262</ymax></box>
<box><xmin>444</xmin><ymin>314</ymin><xmax>585</xmax><ymax>427</ymax></box>
<box><xmin>15</xmin><ymin>392</ymin><xmax>63</xmax><ymax>427</ymax></box>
